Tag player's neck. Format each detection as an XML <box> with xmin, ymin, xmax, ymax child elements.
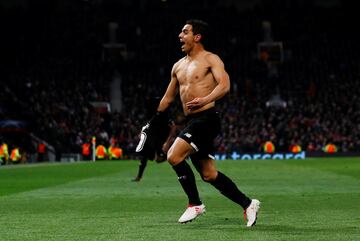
<box><xmin>186</xmin><ymin>45</ymin><xmax>205</xmax><ymax>59</ymax></box>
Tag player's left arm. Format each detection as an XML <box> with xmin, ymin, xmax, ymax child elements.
<box><xmin>206</xmin><ymin>54</ymin><xmax>230</xmax><ymax>102</ymax></box>
<box><xmin>186</xmin><ymin>54</ymin><xmax>230</xmax><ymax>109</ymax></box>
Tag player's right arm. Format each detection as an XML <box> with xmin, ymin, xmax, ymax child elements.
<box><xmin>162</xmin><ymin>121</ymin><xmax>177</xmax><ymax>153</ymax></box>
<box><xmin>157</xmin><ymin>63</ymin><xmax>179</xmax><ymax>112</ymax></box>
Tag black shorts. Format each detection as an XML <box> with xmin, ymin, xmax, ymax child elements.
<box><xmin>179</xmin><ymin>108</ymin><xmax>221</xmax><ymax>161</ymax></box>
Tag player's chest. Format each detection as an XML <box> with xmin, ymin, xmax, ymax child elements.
<box><xmin>176</xmin><ymin>61</ymin><xmax>210</xmax><ymax>83</ymax></box>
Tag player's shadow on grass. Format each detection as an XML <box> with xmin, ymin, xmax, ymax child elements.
<box><xmin>185</xmin><ymin>221</ymin><xmax>359</xmax><ymax>235</ymax></box>
<box><xmin>162</xmin><ymin>217</ymin><xmax>359</xmax><ymax>235</ymax></box>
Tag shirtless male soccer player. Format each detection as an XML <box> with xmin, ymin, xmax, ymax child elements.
<box><xmin>156</xmin><ymin>19</ymin><xmax>260</xmax><ymax>227</ymax></box>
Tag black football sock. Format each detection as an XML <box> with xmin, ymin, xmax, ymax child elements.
<box><xmin>137</xmin><ymin>156</ymin><xmax>148</xmax><ymax>179</ymax></box>
<box><xmin>209</xmin><ymin>171</ymin><xmax>251</xmax><ymax>209</ymax></box>
<box><xmin>173</xmin><ymin>161</ymin><xmax>202</xmax><ymax>205</ymax></box>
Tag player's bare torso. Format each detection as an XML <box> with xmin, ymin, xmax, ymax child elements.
<box><xmin>174</xmin><ymin>51</ymin><xmax>217</xmax><ymax>115</ymax></box>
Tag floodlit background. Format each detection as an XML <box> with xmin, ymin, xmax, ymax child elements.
<box><xmin>0</xmin><ymin>1</ymin><xmax>359</xmax><ymax>240</ymax></box>
<box><xmin>1</xmin><ymin>0</ymin><xmax>359</xmax><ymax>163</ymax></box>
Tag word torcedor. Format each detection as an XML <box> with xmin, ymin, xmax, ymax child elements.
<box><xmin>214</xmin><ymin>151</ymin><xmax>306</xmax><ymax>160</ymax></box>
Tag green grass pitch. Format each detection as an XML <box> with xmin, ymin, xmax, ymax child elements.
<box><xmin>0</xmin><ymin>157</ymin><xmax>359</xmax><ymax>241</ymax></box>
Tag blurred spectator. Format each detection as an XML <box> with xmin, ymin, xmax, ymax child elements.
<box><xmin>37</xmin><ymin>142</ymin><xmax>46</xmax><ymax>162</ymax></box>
<box><xmin>0</xmin><ymin>0</ymin><xmax>359</xmax><ymax>159</ymax></box>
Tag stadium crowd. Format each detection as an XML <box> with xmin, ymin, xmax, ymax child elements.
<box><xmin>1</xmin><ymin>0</ymin><xmax>359</xmax><ymax>162</ymax></box>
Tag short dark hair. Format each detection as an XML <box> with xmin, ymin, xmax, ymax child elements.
<box><xmin>186</xmin><ymin>19</ymin><xmax>209</xmax><ymax>46</ymax></box>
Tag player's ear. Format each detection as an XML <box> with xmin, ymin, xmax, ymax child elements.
<box><xmin>194</xmin><ymin>34</ymin><xmax>202</xmax><ymax>42</ymax></box>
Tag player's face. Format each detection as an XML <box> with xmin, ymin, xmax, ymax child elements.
<box><xmin>179</xmin><ymin>24</ymin><xmax>196</xmax><ymax>53</ymax></box>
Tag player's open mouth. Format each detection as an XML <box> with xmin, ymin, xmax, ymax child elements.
<box><xmin>180</xmin><ymin>40</ymin><xmax>185</xmax><ymax>48</ymax></box>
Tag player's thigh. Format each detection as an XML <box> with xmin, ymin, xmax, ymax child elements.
<box><xmin>167</xmin><ymin>137</ymin><xmax>194</xmax><ymax>165</ymax></box>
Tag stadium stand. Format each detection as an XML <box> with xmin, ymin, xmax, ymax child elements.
<box><xmin>0</xmin><ymin>0</ymin><xmax>359</xmax><ymax>162</ymax></box>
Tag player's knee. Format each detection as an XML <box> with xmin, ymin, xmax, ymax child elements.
<box><xmin>201</xmin><ymin>172</ymin><xmax>217</xmax><ymax>182</ymax></box>
<box><xmin>167</xmin><ymin>143</ymin><xmax>191</xmax><ymax>166</ymax></box>
<box><xmin>167</xmin><ymin>150</ymin><xmax>182</xmax><ymax>166</ymax></box>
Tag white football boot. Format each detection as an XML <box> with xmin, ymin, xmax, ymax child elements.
<box><xmin>244</xmin><ymin>199</ymin><xmax>260</xmax><ymax>227</ymax></box>
<box><xmin>178</xmin><ymin>204</ymin><xmax>206</xmax><ymax>223</ymax></box>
